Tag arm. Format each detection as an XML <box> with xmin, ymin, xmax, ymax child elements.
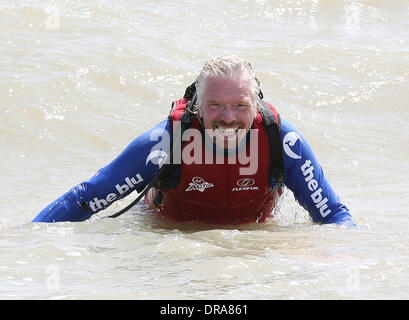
<box><xmin>32</xmin><ymin>119</ymin><xmax>171</xmax><ymax>222</ymax></box>
<box><xmin>280</xmin><ymin>118</ymin><xmax>355</xmax><ymax>226</ymax></box>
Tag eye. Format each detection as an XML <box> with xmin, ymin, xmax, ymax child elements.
<box><xmin>208</xmin><ymin>103</ymin><xmax>222</xmax><ymax>110</ymax></box>
<box><xmin>234</xmin><ymin>104</ymin><xmax>251</xmax><ymax>111</ymax></box>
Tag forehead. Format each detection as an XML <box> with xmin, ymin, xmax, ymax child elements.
<box><xmin>203</xmin><ymin>76</ymin><xmax>253</xmax><ymax>102</ymax></box>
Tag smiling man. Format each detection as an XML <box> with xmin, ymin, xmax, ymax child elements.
<box><xmin>32</xmin><ymin>56</ymin><xmax>354</xmax><ymax>226</ymax></box>
<box><xmin>199</xmin><ymin>74</ymin><xmax>256</xmax><ymax>150</ymax></box>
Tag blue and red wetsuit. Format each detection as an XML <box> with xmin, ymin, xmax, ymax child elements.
<box><xmin>32</xmin><ymin>99</ymin><xmax>354</xmax><ymax>226</ymax></box>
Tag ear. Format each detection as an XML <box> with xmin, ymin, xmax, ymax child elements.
<box><xmin>251</xmin><ymin>101</ymin><xmax>259</xmax><ymax>119</ymax></box>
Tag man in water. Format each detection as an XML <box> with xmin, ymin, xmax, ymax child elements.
<box><xmin>32</xmin><ymin>56</ymin><xmax>354</xmax><ymax>226</ymax></box>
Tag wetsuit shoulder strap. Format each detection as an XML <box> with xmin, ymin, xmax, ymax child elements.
<box><xmin>154</xmin><ymin>91</ymin><xmax>197</xmax><ymax>189</ymax></box>
<box><xmin>258</xmin><ymin>99</ymin><xmax>285</xmax><ymax>185</ymax></box>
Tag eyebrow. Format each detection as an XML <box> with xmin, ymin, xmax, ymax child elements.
<box><xmin>206</xmin><ymin>99</ymin><xmax>251</xmax><ymax>105</ymax></box>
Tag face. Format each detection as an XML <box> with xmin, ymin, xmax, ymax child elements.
<box><xmin>199</xmin><ymin>76</ymin><xmax>256</xmax><ymax>150</ymax></box>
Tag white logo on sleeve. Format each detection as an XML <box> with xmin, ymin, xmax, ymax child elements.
<box><xmin>283</xmin><ymin>132</ymin><xmax>303</xmax><ymax>159</ymax></box>
<box><xmin>301</xmin><ymin>160</ymin><xmax>331</xmax><ymax>218</ymax></box>
<box><xmin>185</xmin><ymin>177</ymin><xmax>214</xmax><ymax>192</ymax></box>
<box><xmin>146</xmin><ymin>150</ymin><xmax>168</xmax><ymax>168</ymax></box>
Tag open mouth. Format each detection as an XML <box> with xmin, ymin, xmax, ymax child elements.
<box><xmin>204</xmin><ymin>122</ymin><xmax>248</xmax><ymax>150</ymax></box>
<box><xmin>214</xmin><ymin>124</ymin><xmax>243</xmax><ymax>139</ymax></box>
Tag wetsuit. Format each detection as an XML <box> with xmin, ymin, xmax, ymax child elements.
<box><xmin>32</xmin><ymin>102</ymin><xmax>354</xmax><ymax>226</ymax></box>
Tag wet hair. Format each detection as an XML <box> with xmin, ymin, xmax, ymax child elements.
<box><xmin>195</xmin><ymin>56</ymin><xmax>260</xmax><ymax>115</ymax></box>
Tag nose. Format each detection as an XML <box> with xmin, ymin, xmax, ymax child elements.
<box><xmin>220</xmin><ymin>106</ymin><xmax>235</xmax><ymax>123</ymax></box>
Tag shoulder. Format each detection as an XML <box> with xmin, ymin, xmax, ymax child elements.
<box><xmin>279</xmin><ymin>117</ymin><xmax>315</xmax><ymax>164</ymax></box>
<box><xmin>280</xmin><ymin>117</ymin><xmax>303</xmax><ymax>139</ymax></box>
<box><xmin>120</xmin><ymin>119</ymin><xmax>171</xmax><ymax>153</ymax></box>
<box><xmin>98</xmin><ymin>118</ymin><xmax>172</xmax><ymax>180</ymax></box>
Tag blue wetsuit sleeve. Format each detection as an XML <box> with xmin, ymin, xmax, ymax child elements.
<box><xmin>279</xmin><ymin>118</ymin><xmax>355</xmax><ymax>226</ymax></box>
<box><xmin>32</xmin><ymin>119</ymin><xmax>171</xmax><ymax>222</ymax></box>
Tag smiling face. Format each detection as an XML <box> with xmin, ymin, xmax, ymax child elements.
<box><xmin>198</xmin><ymin>76</ymin><xmax>257</xmax><ymax>150</ymax></box>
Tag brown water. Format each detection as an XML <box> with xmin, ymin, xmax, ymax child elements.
<box><xmin>1</xmin><ymin>0</ymin><xmax>408</xmax><ymax>299</ymax></box>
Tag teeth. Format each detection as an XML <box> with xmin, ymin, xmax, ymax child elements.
<box><xmin>216</xmin><ymin>126</ymin><xmax>238</xmax><ymax>136</ymax></box>
<box><xmin>221</xmin><ymin>128</ymin><xmax>235</xmax><ymax>133</ymax></box>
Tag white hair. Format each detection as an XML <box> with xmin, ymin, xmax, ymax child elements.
<box><xmin>195</xmin><ymin>56</ymin><xmax>261</xmax><ymax>115</ymax></box>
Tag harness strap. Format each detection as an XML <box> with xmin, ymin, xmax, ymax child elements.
<box><xmin>258</xmin><ymin>99</ymin><xmax>284</xmax><ymax>185</ymax></box>
<box><xmin>153</xmin><ymin>94</ymin><xmax>196</xmax><ymax>190</ymax></box>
